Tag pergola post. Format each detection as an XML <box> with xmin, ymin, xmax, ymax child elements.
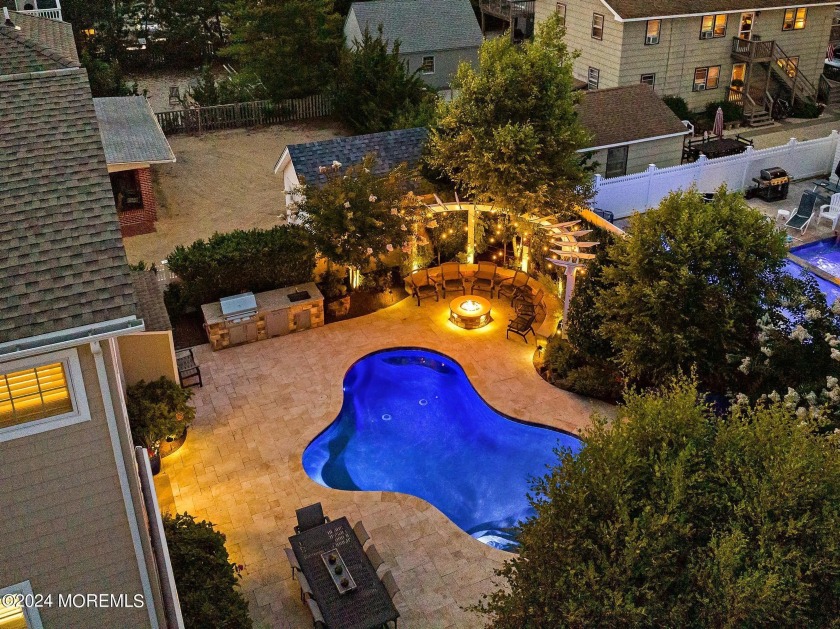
<box><xmin>562</xmin><ymin>265</ymin><xmax>577</xmax><ymax>335</ymax></box>
<box><xmin>466</xmin><ymin>202</ymin><xmax>476</xmax><ymax>263</ymax></box>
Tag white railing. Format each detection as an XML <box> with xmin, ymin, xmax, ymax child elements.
<box><xmin>592</xmin><ymin>131</ymin><xmax>840</xmax><ymax>219</ymax></box>
<box><xmin>16</xmin><ymin>7</ymin><xmax>62</xmax><ymax>20</ymax></box>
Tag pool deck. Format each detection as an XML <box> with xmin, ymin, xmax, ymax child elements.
<box><xmin>747</xmin><ymin>178</ymin><xmax>840</xmax><ymax>246</ymax></box>
<box><xmin>158</xmin><ymin>295</ymin><xmax>611</xmax><ymax>628</ymax></box>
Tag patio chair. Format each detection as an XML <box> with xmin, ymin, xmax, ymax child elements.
<box><xmin>175</xmin><ymin>348</ymin><xmax>202</xmax><ymax>388</ymax></box>
<box><xmin>380</xmin><ymin>569</ymin><xmax>401</xmax><ymax>600</ymax></box>
<box><xmin>440</xmin><ymin>262</ymin><xmax>466</xmax><ymax>297</ymax></box>
<box><xmin>306</xmin><ymin>598</ymin><xmax>326</xmax><ymax>628</ymax></box>
<box><xmin>294</xmin><ymin>503</ymin><xmax>329</xmax><ymax>534</ymax></box>
<box><xmin>470</xmin><ymin>261</ymin><xmax>498</xmax><ymax>298</ymax></box>
<box><xmin>283</xmin><ymin>547</ymin><xmax>300</xmax><ymax>579</ymax></box>
<box><xmin>409</xmin><ymin>269</ymin><xmax>438</xmax><ymax>306</ymax></box>
<box><xmin>168</xmin><ymin>85</ymin><xmax>181</xmax><ymax>106</ymax></box>
<box><xmin>497</xmin><ymin>270</ymin><xmax>530</xmax><ymax>304</ymax></box>
<box><xmin>785</xmin><ymin>191</ymin><xmax>819</xmax><ymax>235</ymax></box>
<box><xmin>818</xmin><ymin>192</ymin><xmax>840</xmax><ymax>230</ymax></box>
<box><xmin>506</xmin><ymin>313</ymin><xmax>536</xmax><ymax>343</ymax></box>
<box><xmin>353</xmin><ymin>520</ymin><xmax>371</xmax><ymax>548</ymax></box>
<box><xmin>514</xmin><ymin>288</ymin><xmax>545</xmax><ymax>318</ymax></box>
<box><xmin>298</xmin><ymin>572</ymin><xmax>314</xmax><ymax>603</ymax></box>
<box><xmin>365</xmin><ymin>544</ymin><xmax>384</xmax><ymax>573</ymax></box>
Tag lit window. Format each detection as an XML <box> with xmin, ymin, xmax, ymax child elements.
<box><xmin>0</xmin><ymin>349</ymin><xmax>89</xmax><ymax>443</ymax></box>
<box><xmin>605</xmin><ymin>146</ymin><xmax>628</xmax><ymax>178</ymax></box>
<box><xmin>783</xmin><ymin>7</ymin><xmax>807</xmax><ymax>30</ymax></box>
<box><xmin>700</xmin><ymin>14</ymin><xmax>727</xmax><ymax>39</ymax></box>
<box><xmin>556</xmin><ymin>2</ymin><xmax>566</xmax><ymax>23</ymax></box>
<box><xmin>645</xmin><ymin>20</ymin><xmax>661</xmax><ymax>45</ymax></box>
<box><xmin>640</xmin><ymin>73</ymin><xmax>656</xmax><ymax>86</ymax></box>
<box><xmin>420</xmin><ymin>56</ymin><xmax>435</xmax><ymax>74</ymax></box>
<box><xmin>0</xmin><ymin>582</ymin><xmax>43</xmax><ymax>629</ymax></box>
<box><xmin>693</xmin><ymin>66</ymin><xmax>720</xmax><ymax>91</ymax></box>
<box><xmin>777</xmin><ymin>55</ymin><xmax>799</xmax><ymax>77</ymax></box>
<box><xmin>592</xmin><ymin>13</ymin><xmax>604</xmax><ymax>40</ymax></box>
<box><xmin>588</xmin><ymin>67</ymin><xmax>600</xmax><ymax>89</ymax></box>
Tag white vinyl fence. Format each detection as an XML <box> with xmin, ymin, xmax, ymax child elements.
<box><xmin>593</xmin><ymin>131</ymin><xmax>840</xmax><ymax>219</ymax></box>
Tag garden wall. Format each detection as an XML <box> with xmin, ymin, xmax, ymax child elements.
<box><xmin>592</xmin><ymin>131</ymin><xmax>840</xmax><ymax>219</ymax></box>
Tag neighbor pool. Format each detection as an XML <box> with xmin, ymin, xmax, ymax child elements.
<box><xmin>302</xmin><ymin>348</ymin><xmax>582</xmax><ymax>551</ymax></box>
<box><xmin>788</xmin><ymin>238</ymin><xmax>840</xmax><ymax>305</ymax></box>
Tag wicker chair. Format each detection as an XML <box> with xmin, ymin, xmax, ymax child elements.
<box><xmin>440</xmin><ymin>262</ymin><xmax>466</xmax><ymax>297</ymax></box>
<box><xmin>409</xmin><ymin>269</ymin><xmax>439</xmax><ymax>306</ymax></box>
<box><xmin>497</xmin><ymin>270</ymin><xmax>530</xmax><ymax>303</ymax></box>
<box><xmin>470</xmin><ymin>261</ymin><xmax>497</xmax><ymax>297</ymax></box>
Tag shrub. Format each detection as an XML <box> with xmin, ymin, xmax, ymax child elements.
<box><xmin>126</xmin><ymin>377</ymin><xmax>195</xmax><ymax>453</ymax></box>
<box><xmin>790</xmin><ymin>99</ymin><xmax>823</xmax><ymax>119</ymax></box>
<box><xmin>543</xmin><ymin>336</ymin><xmax>622</xmax><ymax>402</ymax></box>
<box><xmin>163</xmin><ymin>513</ymin><xmax>252</xmax><ymax>629</ymax></box>
<box><xmin>662</xmin><ymin>95</ymin><xmax>690</xmax><ymax>120</ymax></box>
<box><xmin>166</xmin><ymin>225</ymin><xmax>316</xmax><ymax>311</ymax></box>
<box><xmin>704</xmin><ymin>99</ymin><xmax>742</xmax><ymax>123</ymax></box>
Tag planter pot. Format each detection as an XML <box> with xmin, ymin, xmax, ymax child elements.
<box><xmin>159</xmin><ymin>426</ymin><xmax>188</xmax><ymax>459</ymax></box>
<box><xmin>149</xmin><ymin>451</ymin><xmax>161</xmax><ymax>476</ymax></box>
<box><xmin>326</xmin><ymin>295</ymin><xmax>351</xmax><ymax>317</ymax></box>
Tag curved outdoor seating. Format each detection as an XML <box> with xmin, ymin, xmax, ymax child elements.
<box><xmin>409</xmin><ymin>269</ymin><xmax>439</xmax><ymax>306</ymax></box>
<box><xmin>470</xmin><ymin>261</ymin><xmax>497</xmax><ymax>297</ymax></box>
<box><xmin>496</xmin><ymin>269</ymin><xmax>530</xmax><ymax>303</ymax></box>
<box><xmin>439</xmin><ymin>262</ymin><xmax>466</xmax><ymax>297</ymax></box>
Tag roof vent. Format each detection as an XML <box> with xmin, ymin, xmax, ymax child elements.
<box><xmin>3</xmin><ymin>7</ymin><xmax>18</xmax><ymax>29</ymax></box>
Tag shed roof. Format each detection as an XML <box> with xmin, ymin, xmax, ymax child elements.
<box><xmin>577</xmin><ymin>84</ymin><xmax>688</xmax><ymax>149</ymax></box>
<box><xmin>93</xmin><ymin>96</ymin><xmax>175</xmax><ymax>166</ymax></box>
<box><xmin>0</xmin><ymin>67</ymin><xmax>138</xmax><ymax>343</ymax></box>
<box><xmin>280</xmin><ymin>127</ymin><xmax>429</xmax><ymax>187</ymax></box>
<box><xmin>601</xmin><ymin>0</ymin><xmax>837</xmax><ymax>20</ymax></box>
<box><xmin>347</xmin><ymin>0</ymin><xmax>483</xmax><ymax>53</ymax></box>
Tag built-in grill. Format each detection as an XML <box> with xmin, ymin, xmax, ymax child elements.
<box><xmin>219</xmin><ymin>292</ymin><xmax>257</xmax><ymax>322</ymax></box>
<box><xmin>746</xmin><ymin>166</ymin><xmax>790</xmax><ymax>202</ymax></box>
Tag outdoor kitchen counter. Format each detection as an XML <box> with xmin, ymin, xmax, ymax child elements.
<box><xmin>201</xmin><ymin>283</ymin><xmax>323</xmax><ymax>325</ymax></box>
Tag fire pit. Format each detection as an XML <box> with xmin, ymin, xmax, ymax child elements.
<box><xmin>449</xmin><ymin>295</ymin><xmax>492</xmax><ymax>329</ymax></box>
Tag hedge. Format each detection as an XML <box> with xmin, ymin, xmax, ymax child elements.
<box><xmin>166</xmin><ymin>225</ymin><xmax>316</xmax><ymax>313</ymax></box>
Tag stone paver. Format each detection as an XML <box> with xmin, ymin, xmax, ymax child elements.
<box><xmin>161</xmin><ymin>296</ymin><xmax>611</xmax><ymax>628</ymax></box>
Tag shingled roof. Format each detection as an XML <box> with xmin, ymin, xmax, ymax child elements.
<box><xmin>278</xmin><ymin>127</ymin><xmax>429</xmax><ymax>187</ymax></box>
<box><xmin>347</xmin><ymin>0</ymin><xmax>482</xmax><ymax>53</ymax></box>
<box><xmin>601</xmin><ymin>0</ymin><xmax>837</xmax><ymax>20</ymax></box>
<box><xmin>0</xmin><ymin>14</ymin><xmax>78</xmax><ymax>75</ymax></box>
<box><xmin>577</xmin><ymin>84</ymin><xmax>688</xmax><ymax>149</ymax></box>
<box><xmin>94</xmin><ymin>96</ymin><xmax>175</xmax><ymax>166</ymax></box>
<box><xmin>0</xmin><ymin>67</ymin><xmax>138</xmax><ymax>343</ymax></box>
<box><xmin>8</xmin><ymin>10</ymin><xmax>79</xmax><ymax>63</ymax></box>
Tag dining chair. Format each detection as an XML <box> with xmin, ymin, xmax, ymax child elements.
<box><xmin>283</xmin><ymin>547</ymin><xmax>300</xmax><ymax>579</ymax></box>
<box><xmin>380</xmin><ymin>569</ymin><xmax>401</xmax><ymax>600</ymax></box>
<box><xmin>295</xmin><ymin>502</ymin><xmax>329</xmax><ymax>534</ymax></box>
<box><xmin>353</xmin><ymin>520</ymin><xmax>371</xmax><ymax>548</ymax></box>
<box><xmin>307</xmin><ymin>598</ymin><xmax>326</xmax><ymax>628</ymax></box>
<box><xmin>366</xmin><ymin>544</ymin><xmax>384</xmax><ymax>572</ymax></box>
<box><xmin>298</xmin><ymin>572</ymin><xmax>314</xmax><ymax>603</ymax></box>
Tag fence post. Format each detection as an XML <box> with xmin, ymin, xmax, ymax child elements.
<box><xmin>695</xmin><ymin>154</ymin><xmax>708</xmax><ymax>190</ymax></box>
<box><xmin>830</xmin><ymin>130</ymin><xmax>840</xmax><ymax>178</ymax></box>
<box><xmin>739</xmin><ymin>146</ymin><xmax>755</xmax><ymax>190</ymax></box>
<box><xmin>786</xmin><ymin>138</ymin><xmax>798</xmax><ymax>179</ymax></box>
<box><xmin>644</xmin><ymin>164</ymin><xmax>657</xmax><ymax>208</ymax></box>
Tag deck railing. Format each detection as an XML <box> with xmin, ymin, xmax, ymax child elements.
<box><xmin>16</xmin><ymin>7</ymin><xmax>62</xmax><ymax>20</ymax></box>
<box><xmin>479</xmin><ymin>0</ymin><xmax>535</xmax><ymax>18</ymax></box>
<box><xmin>731</xmin><ymin>37</ymin><xmax>774</xmax><ymax>61</ymax></box>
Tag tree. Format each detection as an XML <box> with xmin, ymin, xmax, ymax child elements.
<box><xmin>477</xmin><ymin>379</ymin><xmax>840</xmax><ymax>627</ymax></box>
<box><xmin>425</xmin><ymin>13</ymin><xmax>591</xmax><ymax>214</ymax></box>
<box><xmin>224</xmin><ymin>0</ymin><xmax>342</xmax><ymax>101</ymax></box>
<box><xmin>297</xmin><ymin>158</ymin><xmax>420</xmax><ymax>271</ymax></box>
<box><xmin>331</xmin><ymin>26</ymin><xmax>436</xmax><ymax>133</ymax></box>
<box><xmin>581</xmin><ymin>187</ymin><xmax>787</xmax><ymax>392</ymax></box>
<box><xmin>163</xmin><ymin>513</ymin><xmax>252</xmax><ymax>628</ymax></box>
<box><xmin>154</xmin><ymin>0</ymin><xmax>227</xmax><ymax>67</ymax></box>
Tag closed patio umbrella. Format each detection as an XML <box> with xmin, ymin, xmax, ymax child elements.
<box><xmin>712</xmin><ymin>106</ymin><xmax>725</xmax><ymax>139</ymax></box>
<box><xmin>828</xmin><ymin>43</ymin><xmax>836</xmax><ymax>62</ymax></box>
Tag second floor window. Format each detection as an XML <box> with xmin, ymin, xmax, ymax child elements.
<box><xmin>645</xmin><ymin>20</ymin><xmax>661</xmax><ymax>45</ymax></box>
<box><xmin>693</xmin><ymin>66</ymin><xmax>720</xmax><ymax>91</ymax></box>
<box><xmin>592</xmin><ymin>13</ymin><xmax>604</xmax><ymax>40</ymax></box>
<box><xmin>556</xmin><ymin>3</ymin><xmax>566</xmax><ymax>23</ymax></box>
<box><xmin>700</xmin><ymin>14</ymin><xmax>727</xmax><ymax>39</ymax></box>
<box><xmin>588</xmin><ymin>67</ymin><xmax>600</xmax><ymax>89</ymax></box>
<box><xmin>783</xmin><ymin>8</ymin><xmax>807</xmax><ymax>31</ymax></box>
<box><xmin>421</xmin><ymin>56</ymin><xmax>435</xmax><ymax>74</ymax></box>
<box><xmin>640</xmin><ymin>73</ymin><xmax>656</xmax><ymax>86</ymax></box>
<box><xmin>605</xmin><ymin>146</ymin><xmax>629</xmax><ymax>178</ymax></box>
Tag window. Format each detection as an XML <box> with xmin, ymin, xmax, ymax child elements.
<box><xmin>592</xmin><ymin>13</ymin><xmax>604</xmax><ymax>40</ymax></box>
<box><xmin>420</xmin><ymin>56</ymin><xmax>435</xmax><ymax>74</ymax></box>
<box><xmin>556</xmin><ymin>2</ymin><xmax>566</xmax><ymax>23</ymax></box>
<box><xmin>640</xmin><ymin>73</ymin><xmax>656</xmax><ymax>86</ymax></box>
<box><xmin>783</xmin><ymin>7</ymin><xmax>807</xmax><ymax>30</ymax></box>
<box><xmin>777</xmin><ymin>55</ymin><xmax>799</xmax><ymax>77</ymax></box>
<box><xmin>0</xmin><ymin>581</ymin><xmax>44</xmax><ymax>629</ymax></box>
<box><xmin>0</xmin><ymin>349</ymin><xmax>89</xmax><ymax>443</ymax></box>
<box><xmin>700</xmin><ymin>14</ymin><xmax>727</xmax><ymax>39</ymax></box>
<box><xmin>605</xmin><ymin>146</ymin><xmax>628</xmax><ymax>178</ymax></box>
<box><xmin>588</xmin><ymin>67</ymin><xmax>600</xmax><ymax>89</ymax></box>
<box><xmin>645</xmin><ymin>20</ymin><xmax>661</xmax><ymax>45</ymax></box>
<box><xmin>693</xmin><ymin>65</ymin><xmax>720</xmax><ymax>91</ymax></box>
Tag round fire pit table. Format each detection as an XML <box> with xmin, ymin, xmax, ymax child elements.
<box><xmin>449</xmin><ymin>295</ymin><xmax>492</xmax><ymax>329</ymax></box>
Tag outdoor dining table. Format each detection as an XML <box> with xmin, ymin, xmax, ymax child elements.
<box><xmin>289</xmin><ymin>517</ymin><xmax>399</xmax><ymax>629</ymax></box>
<box><xmin>813</xmin><ymin>179</ymin><xmax>840</xmax><ymax>195</ymax></box>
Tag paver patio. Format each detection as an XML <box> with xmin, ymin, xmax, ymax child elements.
<box><xmin>160</xmin><ymin>295</ymin><xmax>612</xmax><ymax>628</ymax></box>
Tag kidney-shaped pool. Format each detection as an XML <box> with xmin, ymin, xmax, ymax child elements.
<box><xmin>302</xmin><ymin>348</ymin><xmax>582</xmax><ymax>551</ymax></box>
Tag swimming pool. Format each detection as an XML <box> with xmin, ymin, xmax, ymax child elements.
<box><xmin>302</xmin><ymin>348</ymin><xmax>582</xmax><ymax>551</ymax></box>
<box><xmin>788</xmin><ymin>239</ymin><xmax>840</xmax><ymax>305</ymax></box>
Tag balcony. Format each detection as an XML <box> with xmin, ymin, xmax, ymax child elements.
<box><xmin>13</xmin><ymin>0</ymin><xmax>62</xmax><ymax>21</ymax></box>
<box><xmin>478</xmin><ymin>0</ymin><xmax>535</xmax><ymax>21</ymax></box>
<box><xmin>731</xmin><ymin>37</ymin><xmax>775</xmax><ymax>62</ymax></box>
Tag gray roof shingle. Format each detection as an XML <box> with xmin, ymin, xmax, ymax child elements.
<box><xmin>0</xmin><ymin>16</ymin><xmax>77</xmax><ymax>75</ymax></box>
<box><xmin>577</xmin><ymin>84</ymin><xmax>688</xmax><ymax>148</ymax></box>
<box><xmin>348</xmin><ymin>0</ymin><xmax>482</xmax><ymax>53</ymax></box>
<box><xmin>93</xmin><ymin>96</ymin><xmax>175</xmax><ymax>166</ymax></box>
<box><xmin>131</xmin><ymin>270</ymin><xmax>171</xmax><ymax>332</ymax></box>
<box><xmin>0</xmin><ymin>68</ymin><xmax>138</xmax><ymax>343</ymax></box>
<box><xmin>8</xmin><ymin>11</ymin><xmax>79</xmax><ymax>64</ymax></box>
<box><xmin>603</xmin><ymin>0</ymin><xmax>837</xmax><ymax>20</ymax></box>
<box><xmin>286</xmin><ymin>127</ymin><xmax>429</xmax><ymax>186</ymax></box>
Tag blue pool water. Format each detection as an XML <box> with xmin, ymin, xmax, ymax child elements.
<box><xmin>787</xmin><ymin>239</ymin><xmax>840</xmax><ymax>305</ymax></box>
<box><xmin>302</xmin><ymin>348</ymin><xmax>582</xmax><ymax>551</ymax></box>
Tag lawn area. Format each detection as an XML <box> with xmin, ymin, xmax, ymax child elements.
<box><xmin>123</xmin><ymin>121</ymin><xmax>346</xmax><ymax>265</ymax></box>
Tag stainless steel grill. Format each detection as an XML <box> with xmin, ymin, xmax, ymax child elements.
<box><xmin>220</xmin><ymin>293</ymin><xmax>257</xmax><ymax>322</ymax></box>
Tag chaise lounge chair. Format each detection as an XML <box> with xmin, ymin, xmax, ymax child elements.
<box><xmin>470</xmin><ymin>261</ymin><xmax>498</xmax><ymax>297</ymax></box>
<box><xmin>409</xmin><ymin>269</ymin><xmax>439</xmax><ymax>306</ymax></box>
<box><xmin>785</xmin><ymin>191</ymin><xmax>819</xmax><ymax>234</ymax></box>
<box><xmin>440</xmin><ymin>262</ymin><xmax>466</xmax><ymax>297</ymax></box>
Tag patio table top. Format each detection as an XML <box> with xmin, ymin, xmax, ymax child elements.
<box><xmin>289</xmin><ymin>517</ymin><xmax>398</xmax><ymax>629</ymax></box>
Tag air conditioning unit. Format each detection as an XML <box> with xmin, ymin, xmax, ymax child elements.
<box><xmin>696</xmin><ymin>83</ymin><xmax>706</xmax><ymax>91</ymax></box>
<box><xmin>700</xmin><ymin>31</ymin><xmax>714</xmax><ymax>40</ymax></box>
<box><xmin>645</xmin><ymin>35</ymin><xmax>659</xmax><ymax>45</ymax></box>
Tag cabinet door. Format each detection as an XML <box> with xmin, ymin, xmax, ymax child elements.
<box><xmin>245</xmin><ymin>321</ymin><xmax>258</xmax><ymax>341</ymax></box>
<box><xmin>266</xmin><ymin>310</ymin><xmax>290</xmax><ymax>337</ymax></box>
<box><xmin>294</xmin><ymin>309</ymin><xmax>311</xmax><ymax>331</ymax></box>
<box><xmin>228</xmin><ymin>323</ymin><xmax>246</xmax><ymax>345</ymax></box>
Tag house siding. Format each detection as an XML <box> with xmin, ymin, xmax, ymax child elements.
<box><xmin>0</xmin><ymin>343</ymin><xmax>158</xmax><ymax>628</ymax></box>
<box><xmin>587</xmin><ymin>134</ymin><xmax>685</xmax><ymax>177</ymax></box>
<box><xmin>402</xmin><ymin>48</ymin><xmax>477</xmax><ymax>89</ymax></box>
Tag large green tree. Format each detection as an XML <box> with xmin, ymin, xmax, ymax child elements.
<box><xmin>426</xmin><ymin>13</ymin><xmax>591</xmax><ymax>214</ymax></box>
<box><xmin>154</xmin><ymin>0</ymin><xmax>227</xmax><ymax>66</ymax></box>
<box><xmin>224</xmin><ymin>0</ymin><xmax>342</xmax><ymax>100</ymax></box>
<box><xmin>477</xmin><ymin>379</ymin><xmax>840</xmax><ymax>627</ymax></box>
<box><xmin>331</xmin><ymin>26</ymin><xmax>435</xmax><ymax>133</ymax></box>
